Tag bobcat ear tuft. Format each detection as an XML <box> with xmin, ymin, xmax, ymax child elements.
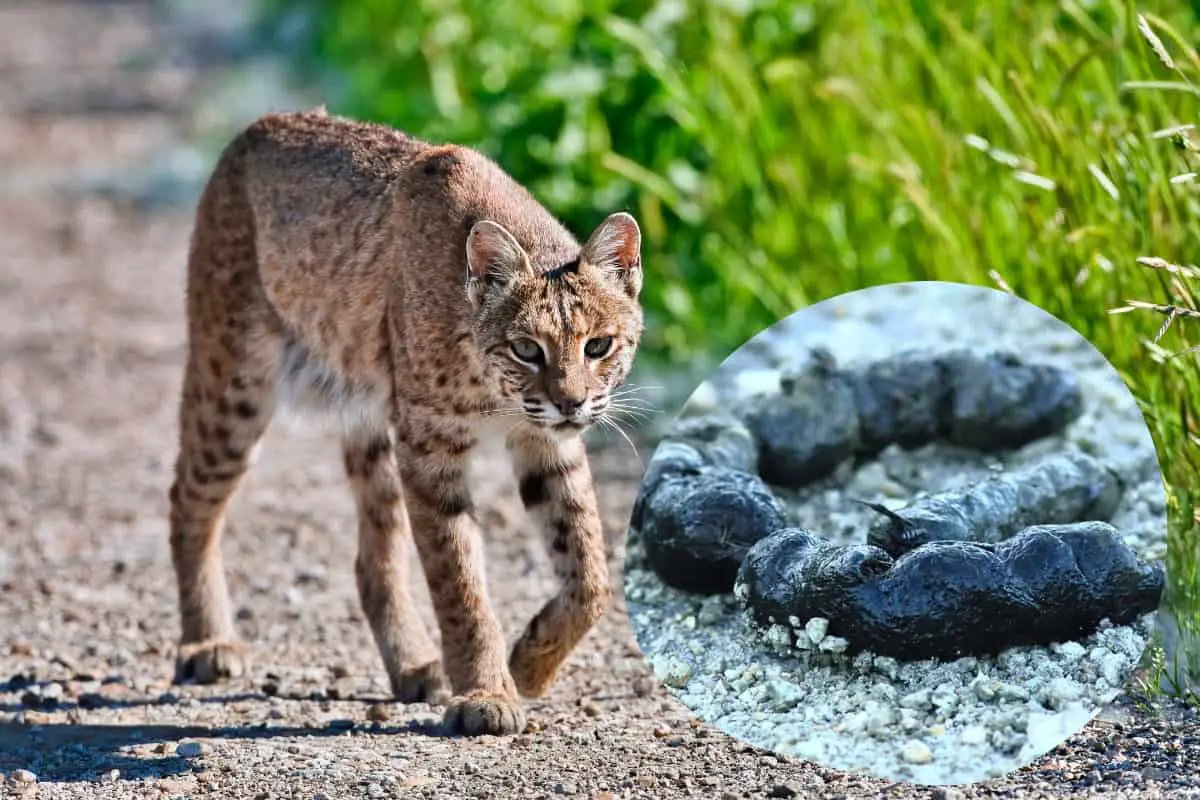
<box><xmin>466</xmin><ymin>220</ymin><xmax>529</xmax><ymax>290</ymax></box>
<box><xmin>581</xmin><ymin>212</ymin><xmax>642</xmax><ymax>298</ymax></box>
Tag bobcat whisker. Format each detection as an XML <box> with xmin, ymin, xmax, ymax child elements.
<box><xmin>597</xmin><ymin>413</ymin><xmax>644</xmax><ymax>465</ymax></box>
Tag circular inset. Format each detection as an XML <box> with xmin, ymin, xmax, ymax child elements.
<box><xmin>623</xmin><ymin>281</ymin><xmax>1167</xmax><ymax>786</ymax></box>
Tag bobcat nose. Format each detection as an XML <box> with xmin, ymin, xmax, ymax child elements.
<box><xmin>553</xmin><ymin>396</ymin><xmax>584</xmax><ymax>418</ymax></box>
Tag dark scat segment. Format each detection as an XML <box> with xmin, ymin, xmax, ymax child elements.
<box><xmin>744</xmin><ymin>353</ymin><xmax>860</xmax><ymax>489</ymax></box>
<box><xmin>942</xmin><ymin>351</ymin><xmax>1085</xmax><ymax>450</ymax></box>
<box><xmin>850</xmin><ymin>352</ymin><xmax>950</xmax><ymax>455</ymax></box>
<box><xmin>737</xmin><ymin>524</ymin><xmax>1164</xmax><ymax>662</ymax></box>
<box><xmin>865</xmin><ymin>451</ymin><xmax>1124</xmax><ymax>557</ymax></box>
<box><xmin>740</xmin><ymin>348</ymin><xmax>1085</xmax><ymax>489</ymax></box>
<box><xmin>667</xmin><ymin>413</ymin><xmax>759</xmax><ymax>475</ymax></box>
<box><xmin>995</xmin><ymin>522</ymin><xmax>1166</xmax><ymax>641</ymax></box>
<box><xmin>628</xmin><ymin>415</ymin><xmax>758</xmax><ymax>535</ymax></box>
<box><xmin>628</xmin><ymin>441</ymin><xmax>708</xmax><ymax>535</ymax></box>
<box><xmin>641</xmin><ymin>468</ymin><xmax>786</xmax><ymax>595</ymax></box>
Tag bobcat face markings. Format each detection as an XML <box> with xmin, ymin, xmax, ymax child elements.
<box><xmin>465</xmin><ymin>212</ymin><xmax>644</xmax><ymax>431</ymax></box>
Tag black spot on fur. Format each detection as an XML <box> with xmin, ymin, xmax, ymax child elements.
<box><xmin>543</xmin><ymin>258</ymin><xmax>580</xmax><ymax>281</ymax></box>
<box><xmin>519</xmin><ymin>474</ymin><xmax>550</xmax><ymax>507</ymax></box>
<box><xmin>364</xmin><ymin>436</ymin><xmax>391</xmax><ymax>464</ymax></box>
<box><xmin>551</xmin><ymin>520</ymin><xmax>571</xmax><ymax>553</ymax></box>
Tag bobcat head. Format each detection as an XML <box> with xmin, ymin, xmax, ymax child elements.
<box><xmin>465</xmin><ymin>212</ymin><xmax>644</xmax><ymax>432</ymax></box>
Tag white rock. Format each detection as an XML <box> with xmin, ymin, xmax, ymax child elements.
<box><xmin>818</xmin><ymin>636</ymin><xmax>848</xmax><ymax>654</ymax></box>
<box><xmin>959</xmin><ymin>725</ymin><xmax>989</xmax><ymax>745</ymax></box>
<box><xmin>899</xmin><ymin>739</ymin><xmax>934</xmax><ymax>764</ymax></box>
<box><xmin>651</xmin><ymin>654</ymin><xmax>692</xmax><ymax>689</ymax></box>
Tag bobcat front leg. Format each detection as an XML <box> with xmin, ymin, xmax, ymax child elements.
<box><xmin>398</xmin><ymin>415</ymin><xmax>524</xmax><ymax>736</ymax></box>
<box><xmin>507</xmin><ymin>429</ymin><xmax>612</xmax><ymax>698</ymax></box>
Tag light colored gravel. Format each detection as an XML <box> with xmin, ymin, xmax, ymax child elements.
<box><xmin>626</xmin><ymin>281</ymin><xmax>1168</xmax><ymax>785</ymax></box>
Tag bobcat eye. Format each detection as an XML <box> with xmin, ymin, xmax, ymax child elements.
<box><xmin>510</xmin><ymin>338</ymin><xmax>543</xmax><ymax>363</ymax></box>
<box><xmin>584</xmin><ymin>336</ymin><xmax>614</xmax><ymax>359</ymax></box>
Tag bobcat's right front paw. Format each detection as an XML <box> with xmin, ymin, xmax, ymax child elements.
<box><xmin>390</xmin><ymin>660</ymin><xmax>450</xmax><ymax>705</ymax></box>
<box><xmin>443</xmin><ymin>690</ymin><xmax>525</xmax><ymax>736</ymax></box>
<box><xmin>175</xmin><ymin>639</ymin><xmax>249</xmax><ymax>684</ymax></box>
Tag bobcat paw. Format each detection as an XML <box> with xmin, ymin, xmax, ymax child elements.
<box><xmin>175</xmin><ymin>639</ymin><xmax>249</xmax><ymax>684</ymax></box>
<box><xmin>390</xmin><ymin>660</ymin><xmax>450</xmax><ymax>705</ymax></box>
<box><xmin>443</xmin><ymin>690</ymin><xmax>525</xmax><ymax>736</ymax></box>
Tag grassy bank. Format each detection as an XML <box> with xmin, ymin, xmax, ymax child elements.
<box><xmin>263</xmin><ymin>0</ymin><xmax>1199</xmax><ymax>698</ymax></box>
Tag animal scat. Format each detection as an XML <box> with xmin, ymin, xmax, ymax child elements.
<box><xmin>737</xmin><ymin>523</ymin><xmax>1164</xmax><ymax>662</ymax></box>
<box><xmin>865</xmin><ymin>451</ymin><xmax>1125</xmax><ymax>557</ymax></box>
<box><xmin>744</xmin><ymin>358</ymin><xmax>860</xmax><ymax>488</ymax></box>
<box><xmin>742</xmin><ymin>348</ymin><xmax>1085</xmax><ymax>489</ymax></box>
<box><xmin>628</xmin><ymin>414</ymin><xmax>758</xmax><ymax>535</ymax></box>
<box><xmin>641</xmin><ymin>468</ymin><xmax>786</xmax><ymax>595</ymax></box>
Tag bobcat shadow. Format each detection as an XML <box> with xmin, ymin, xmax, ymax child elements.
<box><xmin>0</xmin><ymin>712</ymin><xmax>446</xmax><ymax>783</ymax></box>
<box><xmin>0</xmin><ymin>679</ymin><xmax>402</xmax><ymax>714</ymax></box>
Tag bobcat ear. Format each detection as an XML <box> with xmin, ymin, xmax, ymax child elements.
<box><xmin>581</xmin><ymin>212</ymin><xmax>642</xmax><ymax>298</ymax></box>
<box><xmin>465</xmin><ymin>220</ymin><xmax>529</xmax><ymax>301</ymax></box>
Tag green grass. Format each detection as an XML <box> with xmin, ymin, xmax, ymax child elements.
<box><xmin>263</xmin><ymin>0</ymin><xmax>1200</xmax><ymax>699</ymax></box>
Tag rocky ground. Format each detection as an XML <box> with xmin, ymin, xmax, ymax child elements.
<box><xmin>0</xmin><ymin>2</ymin><xmax>1198</xmax><ymax>799</ymax></box>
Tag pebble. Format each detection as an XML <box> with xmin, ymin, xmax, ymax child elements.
<box><xmin>651</xmin><ymin>654</ymin><xmax>692</xmax><ymax>689</ymax></box>
<box><xmin>10</xmin><ymin>769</ymin><xmax>36</xmax><ymax>784</ymax></box>
<box><xmin>804</xmin><ymin>618</ymin><xmax>828</xmax><ymax>645</ymax></box>
<box><xmin>899</xmin><ymin>739</ymin><xmax>934</xmax><ymax>764</ymax></box>
<box><xmin>176</xmin><ymin>741</ymin><xmax>208</xmax><ymax>758</ymax></box>
<box><xmin>366</xmin><ymin>704</ymin><xmax>391</xmax><ymax>723</ymax></box>
<box><xmin>959</xmin><ymin>725</ymin><xmax>989</xmax><ymax>745</ymax></box>
<box><xmin>931</xmin><ymin>788</ymin><xmax>964</xmax><ymax>800</ymax></box>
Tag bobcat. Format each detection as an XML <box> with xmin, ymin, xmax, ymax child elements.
<box><xmin>168</xmin><ymin>107</ymin><xmax>644</xmax><ymax>736</ymax></box>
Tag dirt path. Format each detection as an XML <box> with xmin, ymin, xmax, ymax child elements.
<box><xmin>0</xmin><ymin>2</ymin><xmax>1197</xmax><ymax>798</ymax></box>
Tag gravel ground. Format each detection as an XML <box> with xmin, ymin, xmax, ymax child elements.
<box><xmin>626</xmin><ymin>283</ymin><xmax>1177</xmax><ymax>785</ymax></box>
<box><xmin>2</xmin><ymin>3</ymin><xmax>1200</xmax><ymax>799</ymax></box>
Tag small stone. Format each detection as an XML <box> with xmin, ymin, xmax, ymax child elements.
<box><xmin>554</xmin><ymin>782</ymin><xmax>577</xmax><ymax>795</ymax></box>
<box><xmin>768</xmin><ymin>784</ymin><xmax>801</xmax><ymax>798</ymax></box>
<box><xmin>650</xmin><ymin>654</ymin><xmax>692</xmax><ymax>689</ymax></box>
<box><xmin>804</xmin><ymin>618</ymin><xmax>828</xmax><ymax>645</ymax></box>
<box><xmin>10</xmin><ymin>769</ymin><xmax>36</xmax><ymax>784</ymax></box>
<box><xmin>931</xmin><ymin>788</ymin><xmax>964</xmax><ymax>800</ymax></box>
<box><xmin>972</xmin><ymin>678</ymin><xmax>999</xmax><ymax>701</ymax></box>
<box><xmin>817</xmin><ymin>635</ymin><xmax>848</xmax><ymax>654</ymax></box>
<box><xmin>899</xmin><ymin>739</ymin><xmax>933</xmax><ymax>764</ymax></box>
<box><xmin>103</xmin><ymin>768</ymin><xmax>120</xmax><ymax>783</ymax></box>
<box><xmin>176</xmin><ymin>741</ymin><xmax>208</xmax><ymax>758</ymax></box>
<box><xmin>959</xmin><ymin>725</ymin><xmax>988</xmax><ymax>745</ymax></box>
<box><xmin>366</xmin><ymin>704</ymin><xmax>390</xmax><ymax>723</ymax></box>
<box><xmin>899</xmin><ymin>688</ymin><xmax>932</xmax><ymax>710</ymax></box>
<box><xmin>1053</xmin><ymin>641</ymin><xmax>1086</xmax><ymax>662</ymax></box>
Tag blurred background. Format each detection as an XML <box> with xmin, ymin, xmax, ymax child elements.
<box><xmin>250</xmin><ymin>0</ymin><xmax>1200</xmax><ymax>697</ymax></box>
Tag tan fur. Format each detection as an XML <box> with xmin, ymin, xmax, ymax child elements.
<box><xmin>168</xmin><ymin>107</ymin><xmax>644</xmax><ymax>736</ymax></box>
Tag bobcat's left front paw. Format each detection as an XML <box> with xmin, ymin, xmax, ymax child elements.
<box><xmin>175</xmin><ymin>639</ymin><xmax>249</xmax><ymax>684</ymax></box>
<box><xmin>443</xmin><ymin>690</ymin><xmax>526</xmax><ymax>736</ymax></box>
